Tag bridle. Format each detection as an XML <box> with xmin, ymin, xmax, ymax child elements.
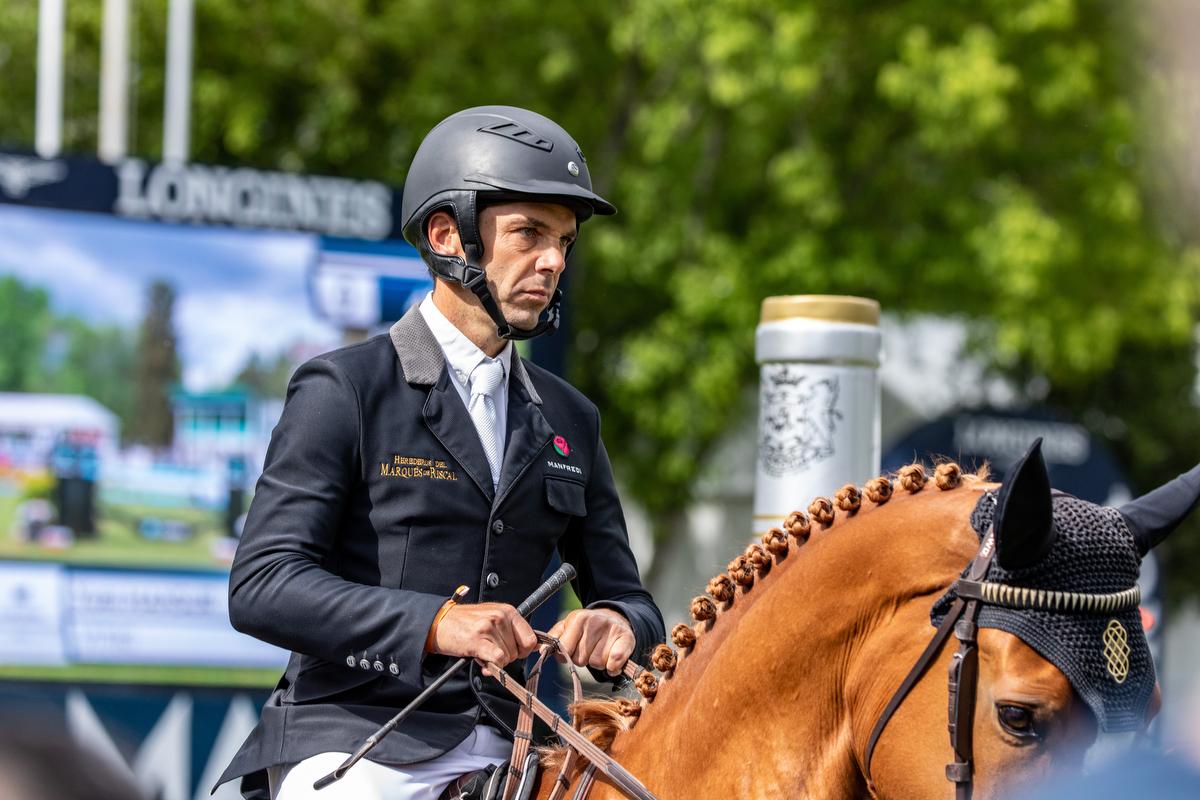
<box><xmin>862</xmin><ymin>510</ymin><xmax>1142</xmax><ymax>800</ymax></box>
<box><xmin>863</xmin><ymin>522</ymin><xmax>996</xmax><ymax>800</ymax></box>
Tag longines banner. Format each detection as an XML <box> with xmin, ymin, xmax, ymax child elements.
<box><xmin>0</xmin><ymin>562</ymin><xmax>287</xmax><ymax>669</ymax></box>
<box><xmin>0</xmin><ymin>149</ymin><xmax>404</xmax><ymax>241</ymax></box>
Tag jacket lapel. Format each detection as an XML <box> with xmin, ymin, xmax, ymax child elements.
<box><xmin>495</xmin><ymin>357</ymin><xmax>553</xmax><ymax>507</ymax></box>
<box><xmin>423</xmin><ymin>371</ymin><xmax>495</xmax><ymax>502</ymax></box>
<box><xmin>390</xmin><ymin>306</ymin><xmax>495</xmax><ymax>502</ymax></box>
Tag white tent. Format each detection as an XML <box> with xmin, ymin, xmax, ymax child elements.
<box><xmin>0</xmin><ymin>392</ymin><xmax>119</xmax><ymax>469</ymax></box>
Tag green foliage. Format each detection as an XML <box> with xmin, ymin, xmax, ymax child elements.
<box><xmin>0</xmin><ymin>2</ymin><xmax>39</xmax><ymax>148</ymax></box>
<box><xmin>577</xmin><ymin>0</ymin><xmax>1200</xmax><ymax>534</ymax></box>
<box><xmin>38</xmin><ymin>317</ymin><xmax>138</xmax><ymax>439</ymax></box>
<box><xmin>0</xmin><ymin>273</ymin><xmax>138</xmax><ymax>437</ymax></box>
<box><xmin>232</xmin><ymin>352</ymin><xmax>296</xmax><ymax>399</ymax></box>
<box><xmin>131</xmin><ymin>280</ymin><xmax>180</xmax><ymax>447</ymax></box>
<box><xmin>0</xmin><ymin>276</ymin><xmax>51</xmax><ymax>389</ymax></box>
<box><xmin>1</xmin><ymin>1</ymin><xmax>1199</xmax><ymax>594</ymax></box>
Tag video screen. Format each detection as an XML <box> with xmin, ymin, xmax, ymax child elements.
<box><xmin>0</xmin><ymin>200</ymin><xmax>430</xmax><ymax>681</ymax></box>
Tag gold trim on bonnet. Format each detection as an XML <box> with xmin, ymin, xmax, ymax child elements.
<box><xmin>954</xmin><ymin>580</ymin><xmax>1141</xmax><ymax>614</ymax></box>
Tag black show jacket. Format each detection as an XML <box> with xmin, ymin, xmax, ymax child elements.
<box><xmin>215</xmin><ymin>306</ymin><xmax>663</xmax><ymax>797</ymax></box>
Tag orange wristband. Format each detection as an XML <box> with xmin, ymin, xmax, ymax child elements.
<box><xmin>425</xmin><ymin>585</ymin><xmax>469</xmax><ymax>653</ymax></box>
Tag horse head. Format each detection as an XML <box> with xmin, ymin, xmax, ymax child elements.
<box><xmin>538</xmin><ymin>442</ymin><xmax>1197</xmax><ymax>799</ymax></box>
<box><xmin>868</xmin><ymin>439</ymin><xmax>1193</xmax><ymax>798</ymax></box>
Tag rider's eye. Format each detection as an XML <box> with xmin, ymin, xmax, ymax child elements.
<box><xmin>996</xmin><ymin>704</ymin><xmax>1040</xmax><ymax>740</ymax></box>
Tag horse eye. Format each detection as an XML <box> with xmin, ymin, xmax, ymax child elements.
<box><xmin>996</xmin><ymin>704</ymin><xmax>1039</xmax><ymax>739</ymax></box>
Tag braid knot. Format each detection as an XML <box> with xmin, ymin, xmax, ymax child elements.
<box><xmin>744</xmin><ymin>543</ymin><xmax>771</xmax><ymax>572</ymax></box>
<box><xmin>671</xmin><ymin>623</ymin><xmax>697</xmax><ymax>649</ymax></box>
<box><xmin>635</xmin><ymin>672</ymin><xmax>658</xmax><ymax>699</ymax></box>
<box><xmin>864</xmin><ymin>477</ymin><xmax>894</xmax><ymax>504</ymax></box>
<box><xmin>728</xmin><ymin>555</ymin><xmax>755</xmax><ymax>586</ymax></box>
<box><xmin>707</xmin><ymin>574</ymin><xmax>735</xmax><ymax>603</ymax></box>
<box><xmin>762</xmin><ymin>527</ymin><xmax>790</xmax><ymax>556</ymax></box>
<box><xmin>651</xmin><ymin>644</ymin><xmax>678</xmax><ymax>672</ymax></box>
<box><xmin>809</xmin><ymin>497</ymin><xmax>835</xmax><ymax>526</ymax></box>
<box><xmin>690</xmin><ymin>596</ymin><xmax>717</xmax><ymax>621</ymax></box>
<box><xmin>835</xmin><ymin>484</ymin><xmax>862</xmax><ymax>513</ymax></box>
<box><xmin>935</xmin><ymin>462</ymin><xmax>963</xmax><ymax>490</ymax></box>
<box><xmin>785</xmin><ymin>510</ymin><xmax>812</xmax><ymax>543</ymax></box>
<box><xmin>898</xmin><ymin>464</ymin><xmax>927</xmax><ymax>492</ymax></box>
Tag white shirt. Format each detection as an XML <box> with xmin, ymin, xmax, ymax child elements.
<box><xmin>418</xmin><ymin>293</ymin><xmax>512</xmax><ymax>459</ymax></box>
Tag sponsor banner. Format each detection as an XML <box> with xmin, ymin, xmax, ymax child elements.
<box><xmin>0</xmin><ymin>562</ymin><xmax>69</xmax><ymax>665</ymax></box>
<box><xmin>64</xmin><ymin>568</ymin><xmax>286</xmax><ymax>668</ymax></box>
<box><xmin>0</xmin><ymin>561</ymin><xmax>287</xmax><ymax>669</ymax></box>
<box><xmin>0</xmin><ymin>149</ymin><xmax>405</xmax><ymax>241</ymax></box>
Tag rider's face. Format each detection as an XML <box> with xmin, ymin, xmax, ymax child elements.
<box><xmin>476</xmin><ymin>201</ymin><xmax>577</xmax><ymax>331</ymax></box>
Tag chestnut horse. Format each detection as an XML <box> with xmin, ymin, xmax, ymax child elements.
<box><xmin>532</xmin><ymin>445</ymin><xmax>1187</xmax><ymax>799</ymax></box>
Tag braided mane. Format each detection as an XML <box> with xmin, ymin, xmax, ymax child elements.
<box><xmin>540</xmin><ymin>460</ymin><xmax>990</xmax><ymax>771</ymax></box>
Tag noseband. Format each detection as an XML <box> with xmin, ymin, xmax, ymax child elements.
<box><xmin>862</xmin><ymin>517</ymin><xmax>1142</xmax><ymax>799</ymax></box>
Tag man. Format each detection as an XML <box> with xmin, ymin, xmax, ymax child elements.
<box><xmin>215</xmin><ymin>106</ymin><xmax>664</xmax><ymax>800</ymax></box>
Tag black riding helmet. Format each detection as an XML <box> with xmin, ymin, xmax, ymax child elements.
<box><xmin>401</xmin><ymin>105</ymin><xmax>617</xmax><ymax>340</ymax></box>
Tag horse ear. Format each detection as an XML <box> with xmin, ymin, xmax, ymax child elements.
<box><xmin>1118</xmin><ymin>463</ymin><xmax>1200</xmax><ymax>557</ymax></box>
<box><xmin>992</xmin><ymin>438</ymin><xmax>1056</xmax><ymax>570</ymax></box>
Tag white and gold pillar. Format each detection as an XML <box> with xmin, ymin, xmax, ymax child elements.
<box><xmin>753</xmin><ymin>295</ymin><xmax>882</xmax><ymax>536</ymax></box>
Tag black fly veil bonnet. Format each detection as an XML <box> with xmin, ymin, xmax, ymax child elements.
<box><xmin>932</xmin><ymin>440</ymin><xmax>1200</xmax><ymax>732</ymax></box>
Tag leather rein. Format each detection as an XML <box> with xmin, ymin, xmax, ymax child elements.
<box><xmin>486</xmin><ymin>633</ymin><xmax>659</xmax><ymax>800</ymax></box>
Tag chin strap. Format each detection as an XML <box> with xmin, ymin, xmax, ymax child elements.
<box><xmin>420</xmin><ymin>192</ymin><xmax>563</xmax><ymax>342</ymax></box>
<box><xmin>463</xmin><ymin>267</ymin><xmax>562</xmax><ymax>341</ymax></box>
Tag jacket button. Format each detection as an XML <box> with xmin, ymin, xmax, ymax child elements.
<box><xmin>491</xmin><ymin>520</ymin><xmax>505</xmax><ymax>535</ymax></box>
<box><xmin>472</xmin><ymin>675</ymin><xmax>483</xmax><ymax>691</ymax></box>
<box><xmin>359</xmin><ymin>659</ymin><xmax>370</xmax><ymax>670</ymax></box>
<box><xmin>389</xmin><ymin>663</ymin><xmax>399</xmax><ymax>676</ymax></box>
<box><xmin>346</xmin><ymin>655</ymin><xmax>356</xmax><ymax>667</ymax></box>
<box><xmin>486</xmin><ymin>572</ymin><xmax>500</xmax><ymax>589</ymax></box>
<box><xmin>373</xmin><ymin>661</ymin><xmax>384</xmax><ymax>672</ymax></box>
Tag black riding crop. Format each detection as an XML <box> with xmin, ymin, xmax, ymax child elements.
<box><xmin>313</xmin><ymin>562</ymin><xmax>577</xmax><ymax>790</ymax></box>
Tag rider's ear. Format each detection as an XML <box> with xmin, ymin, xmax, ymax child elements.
<box><xmin>426</xmin><ymin>210</ymin><xmax>462</xmax><ymax>258</ymax></box>
<box><xmin>992</xmin><ymin>438</ymin><xmax>1056</xmax><ymax>570</ymax></box>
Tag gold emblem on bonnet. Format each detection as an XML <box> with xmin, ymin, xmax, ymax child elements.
<box><xmin>1102</xmin><ymin>618</ymin><xmax>1130</xmax><ymax>684</ymax></box>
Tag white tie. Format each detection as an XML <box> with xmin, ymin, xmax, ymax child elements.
<box><xmin>468</xmin><ymin>360</ymin><xmax>505</xmax><ymax>489</ymax></box>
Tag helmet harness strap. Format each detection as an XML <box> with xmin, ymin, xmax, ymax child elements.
<box><xmin>421</xmin><ymin>191</ymin><xmax>563</xmax><ymax>342</ymax></box>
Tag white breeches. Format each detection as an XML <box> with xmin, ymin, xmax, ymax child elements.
<box><xmin>269</xmin><ymin>725</ymin><xmax>511</xmax><ymax>800</ymax></box>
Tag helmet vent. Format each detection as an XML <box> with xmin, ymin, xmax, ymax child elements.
<box><xmin>477</xmin><ymin>122</ymin><xmax>554</xmax><ymax>152</ymax></box>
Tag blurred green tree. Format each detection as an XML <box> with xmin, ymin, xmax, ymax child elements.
<box><xmin>0</xmin><ymin>272</ymin><xmax>137</xmax><ymax>436</ymax></box>
<box><xmin>0</xmin><ymin>276</ymin><xmax>52</xmax><ymax>390</ymax></box>
<box><xmin>1</xmin><ymin>0</ymin><xmax>1198</xmax><ymax>594</ymax></box>
<box><xmin>232</xmin><ymin>351</ymin><xmax>297</xmax><ymax>400</ymax></box>
<box><xmin>131</xmin><ymin>279</ymin><xmax>179</xmax><ymax>447</ymax></box>
<box><xmin>39</xmin><ymin>317</ymin><xmax>138</xmax><ymax>441</ymax></box>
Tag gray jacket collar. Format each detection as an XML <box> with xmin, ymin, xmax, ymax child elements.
<box><xmin>389</xmin><ymin>304</ymin><xmax>542</xmax><ymax>404</ymax></box>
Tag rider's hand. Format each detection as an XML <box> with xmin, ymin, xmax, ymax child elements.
<box><xmin>430</xmin><ymin>602</ymin><xmax>539</xmax><ymax>676</ymax></box>
<box><xmin>548</xmin><ymin>608</ymin><xmax>635</xmax><ymax>677</ymax></box>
